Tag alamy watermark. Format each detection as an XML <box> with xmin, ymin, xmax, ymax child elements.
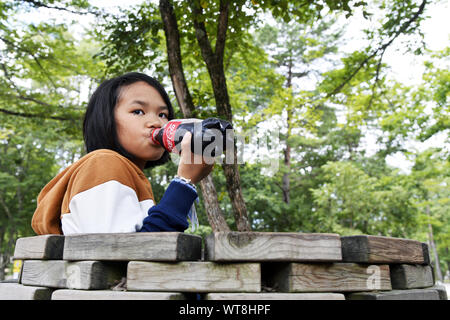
<box><xmin>171</xmin><ymin>124</ymin><xmax>281</xmax><ymax>174</ymax></box>
<box><xmin>366</xmin><ymin>265</ymin><xmax>382</xmax><ymax>290</ymax></box>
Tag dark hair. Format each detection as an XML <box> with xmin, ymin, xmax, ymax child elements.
<box><xmin>83</xmin><ymin>72</ymin><xmax>174</xmax><ymax>169</ymax></box>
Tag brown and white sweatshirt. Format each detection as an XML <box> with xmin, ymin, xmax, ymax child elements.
<box><xmin>31</xmin><ymin>149</ymin><xmax>155</xmax><ymax>235</ymax></box>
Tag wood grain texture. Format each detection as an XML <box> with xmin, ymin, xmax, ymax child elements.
<box><xmin>21</xmin><ymin>260</ymin><xmax>126</xmax><ymax>289</ymax></box>
<box><xmin>390</xmin><ymin>264</ymin><xmax>434</xmax><ymax>289</ymax></box>
<box><xmin>13</xmin><ymin>235</ymin><xmax>64</xmax><ymax>260</ymax></box>
<box><xmin>0</xmin><ymin>283</ymin><xmax>53</xmax><ymax>300</ymax></box>
<box><xmin>431</xmin><ymin>285</ymin><xmax>448</xmax><ymax>300</ymax></box>
<box><xmin>205</xmin><ymin>293</ymin><xmax>345</xmax><ymax>300</ymax></box>
<box><xmin>341</xmin><ymin>235</ymin><xmax>424</xmax><ymax>264</ymax></box>
<box><xmin>421</xmin><ymin>242</ymin><xmax>431</xmax><ymax>265</ymax></box>
<box><xmin>127</xmin><ymin>261</ymin><xmax>261</xmax><ymax>292</ymax></box>
<box><xmin>347</xmin><ymin>288</ymin><xmax>441</xmax><ymax>300</ymax></box>
<box><xmin>266</xmin><ymin>263</ymin><xmax>391</xmax><ymax>292</ymax></box>
<box><xmin>63</xmin><ymin>232</ymin><xmax>201</xmax><ymax>261</ymax></box>
<box><xmin>205</xmin><ymin>232</ymin><xmax>342</xmax><ymax>262</ymax></box>
<box><xmin>51</xmin><ymin>289</ymin><xmax>186</xmax><ymax>300</ymax></box>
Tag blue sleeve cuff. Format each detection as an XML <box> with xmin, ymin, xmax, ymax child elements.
<box><xmin>138</xmin><ymin>179</ymin><xmax>198</xmax><ymax>232</ymax></box>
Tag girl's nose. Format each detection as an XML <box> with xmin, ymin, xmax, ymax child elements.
<box><xmin>145</xmin><ymin>114</ymin><xmax>163</xmax><ymax>128</ymax></box>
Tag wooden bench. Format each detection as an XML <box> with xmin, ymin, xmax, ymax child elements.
<box><xmin>1</xmin><ymin>232</ymin><xmax>446</xmax><ymax>300</ymax></box>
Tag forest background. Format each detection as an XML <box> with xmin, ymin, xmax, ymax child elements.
<box><xmin>0</xmin><ymin>0</ymin><xmax>448</xmax><ymax>282</ymax></box>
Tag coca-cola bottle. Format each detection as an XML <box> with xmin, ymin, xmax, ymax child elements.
<box><xmin>150</xmin><ymin>117</ymin><xmax>233</xmax><ymax>156</ymax></box>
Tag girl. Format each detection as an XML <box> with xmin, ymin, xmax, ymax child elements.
<box><xmin>31</xmin><ymin>72</ymin><xmax>213</xmax><ymax>235</ymax></box>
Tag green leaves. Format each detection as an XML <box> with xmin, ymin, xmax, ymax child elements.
<box><xmin>0</xmin><ymin>1</ymin><xmax>100</xmax><ymax>274</ymax></box>
<box><xmin>0</xmin><ymin>129</ymin><xmax>62</xmax><ymax>261</ymax></box>
<box><xmin>0</xmin><ymin>0</ymin><xmax>448</xmax><ymax>276</ymax></box>
<box><xmin>0</xmin><ymin>5</ymin><xmax>99</xmax><ymax>127</ymax></box>
<box><xmin>417</xmin><ymin>48</ymin><xmax>450</xmax><ymax>142</ymax></box>
<box><xmin>311</xmin><ymin>161</ymin><xmax>418</xmax><ymax>237</ymax></box>
<box><xmin>94</xmin><ymin>3</ymin><xmax>166</xmax><ymax>77</ymax></box>
<box><xmin>409</xmin><ymin>148</ymin><xmax>450</xmax><ymax>274</ymax></box>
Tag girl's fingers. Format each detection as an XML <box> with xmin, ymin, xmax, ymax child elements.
<box><xmin>177</xmin><ymin>131</ymin><xmax>215</xmax><ymax>183</ymax></box>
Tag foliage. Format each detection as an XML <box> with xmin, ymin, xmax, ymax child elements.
<box><xmin>410</xmin><ymin>148</ymin><xmax>450</xmax><ymax>276</ymax></box>
<box><xmin>0</xmin><ymin>0</ymin><xmax>101</xmax><ymax>278</ymax></box>
<box><xmin>0</xmin><ymin>126</ymin><xmax>60</xmax><ymax>277</ymax></box>
<box><xmin>0</xmin><ymin>0</ymin><xmax>448</xmax><ymax>279</ymax></box>
<box><xmin>93</xmin><ymin>3</ymin><xmax>167</xmax><ymax>78</ymax></box>
<box><xmin>311</xmin><ymin>161</ymin><xmax>419</xmax><ymax>236</ymax></box>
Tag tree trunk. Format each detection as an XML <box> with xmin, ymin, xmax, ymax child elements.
<box><xmin>199</xmin><ymin>175</ymin><xmax>230</xmax><ymax>231</ymax></box>
<box><xmin>282</xmin><ymin>60</ymin><xmax>293</xmax><ymax>204</ymax></box>
<box><xmin>159</xmin><ymin>0</ymin><xmax>193</xmax><ymax>118</ymax></box>
<box><xmin>282</xmin><ymin>148</ymin><xmax>291</xmax><ymax>203</ymax></box>
<box><xmin>282</xmin><ymin>109</ymin><xmax>292</xmax><ymax>204</ymax></box>
<box><xmin>222</xmin><ymin>159</ymin><xmax>250</xmax><ymax>231</ymax></box>
<box><xmin>0</xmin><ymin>227</ymin><xmax>5</xmax><ymax>281</ymax></box>
<box><xmin>190</xmin><ymin>0</ymin><xmax>251</xmax><ymax>231</ymax></box>
<box><xmin>446</xmin><ymin>248</ymin><xmax>449</xmax><ymax>279</ymax></box>
<box><xmin>427</xmin><ymin>205</ymin><xmax>443</xmax><ymax>281</ymax></box>
<box><xmin>0</xmin><ymin>256</ymin><xmax>5</xmax><ymax>281</ymax></box>
<box><xmin>208</xmin><ymin>60</ymin><xmax>250</xmax><ymax>230</ymax></box>
<box><xmin>0</xmin><ymin>193</ymin><xmax>16</xmax><ymax>281</ymax></box>
<box><xmin>159</xmin><ymin>0</ymin><xmax>230</xmax><ymax>232</ymax></box>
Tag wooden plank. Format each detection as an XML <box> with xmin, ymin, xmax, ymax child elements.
<box><xmin>51</xmin><ymin>289</ymin><xmax>186</xmax><ymax>300</ymax></box>
<box><xmin>266</xmin><ymin>263</ymin><xmax>391</xmax><ymax>292</ymax></box>
<box><xmin>347</xmin><ymin>289</ymin><xmax>440</xmax><ymax>300</ymax></box>
<box><xmin>422</xmin><ymin>242</ymin><xmax>431</xmax><ymax>265</ymax></box>
<box><xmin>341</xmin><ymin>235</ymin><xmax>424</xmax><ymax>264</ymax></box>
<box><xmin>390</xmin><ymin>264</ymin><xmax>434</xmax><ymax>289</ymax></box>
<box><xmin>431</xmin><ymin>285</ymin><xmax>448</xmax><ymax>300</ymax></box>
<box><xmin>63</xmin><ymin>232</ymin><xmax>201</xmax><ymax>261</ymax></box>
<box><xmin>127</xmin><ymin>261</ymin><xmax>261</xmax><ymax>292</ymax></box>
<box><xmin>206</xmin><ymin>293</ymin><xmax>345</xmax><ymax>300</ymax></box>
<box><xmin>0</xmin><ymin>283</ymin><xmax>53</xmax><ymax>300</ymax></box>
<box><xmin>205</xmin><ymin>232</ymin><xmax>342</xmax><ymax>262</ymax></box>
<box><xmin>21</xmin><ymin>260</ymin><xmax>126</xmax><ymax>289</ymax></box>
<box><xmin>13</xmin><ymin>235</ymin><xmax>64</xmax><ymax>260</ymax></box>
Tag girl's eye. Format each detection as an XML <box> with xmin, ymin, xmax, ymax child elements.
<box><xmin>132</xmin><ymin>110</ymin><xmax>144</xmax><ymax>115</ymax></box>
<box><xmin>159</xmin><ymin>113</ymin><xmax>168</xmax><ymax>119</ymax></box>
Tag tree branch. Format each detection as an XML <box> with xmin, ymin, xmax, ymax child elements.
<box><xmin>189</xmin><ymin>0</ymin><xmax>215</xmax><ymax>66</ymax></box>
<box><xmin>0</xmin><ymin>36</ymin><xmax>57</xmax><ymax>89</ymax></box>
<box><xmin>18</xmin><ymin>0</ymin><xmax>96</xmax><ymax>15</ymax></box>
<box><xmin>0</xmin><ymin>92</ymin><xmax>57</xmax><ymax>109</ymax></box>
<box><xmin>159</xmin><ymin>0</ymin><xmax>195</xmax><ymax>117</ymax></box>
<box><xmin>0</xmin><ymin>193</ymin><xmax>13</xmax><ymax>221</ymax></box>
<box><xmin>327</xmin><ymin>0</ymin><xmax>427</xmax><ymax>97</ymax></box>
<box><xmin>273</xmin><ymin>180</ymin><xmax>283</xmax><ymax>191</ymax></box>
<box><xmin>215</xmin><ymin>0</ymin><xmax>229</xmax><ymax>62</ymax></box>
<box><xmin>1</xmin><ymin>63</ymin><xmax>63</xmax><ymax>110</ymax></box>
<box><xmin>0</xmin><ymin>107</ymin><xmax>77</xmax><ymax>121</ymax></box>
<box><xmin>367</xmin><ymin>45</ymin><xmax>387</xmax><ymax>110</ymax></box>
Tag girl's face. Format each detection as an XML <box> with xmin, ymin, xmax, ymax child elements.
<box><xmin>114</xmin><ymin>81</ymin><xmax>170</xmax><ymax>170</ymax></box>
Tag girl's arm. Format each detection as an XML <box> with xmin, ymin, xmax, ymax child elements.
<box><xmin>139</xmin><ymin>132</ymin><xmax>211</xmax><ymax>232</ymax></box>
<box><xmin>138</xmin><ymin>178</ymin><xmax>197</xmax><ymax>232</ymax></box>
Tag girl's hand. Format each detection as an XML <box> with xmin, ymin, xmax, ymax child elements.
<box><xmin>177</xmin><ymin>132</ymin><xmax>214</xmax><ymax>184</ymax></box>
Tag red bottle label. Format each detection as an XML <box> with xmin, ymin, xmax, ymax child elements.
<box><xmin>162</xmin><ymin>120</ymin><xmax>182</xmax><ymax>152</ymax></box>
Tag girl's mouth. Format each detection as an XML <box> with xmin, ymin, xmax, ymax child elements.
<box><xmin>149</xmin><ymin>129</ymin><xmax>161</xmax><ymax>145</ymax></box>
